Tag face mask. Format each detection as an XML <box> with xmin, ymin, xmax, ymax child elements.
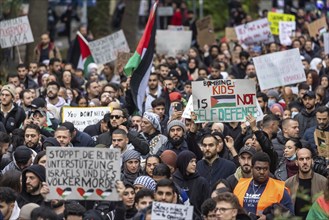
<box><xmin>268</xmin><ymin>99</ymin><xmax>276</xmax><ymax>108</ymax></box>
<box><xmin>291</xmin><ymin>111</ymin><xmax>298</xmax><ymax>118</ymax></box>
<box><xmin>287</xmin><ymin>154</ymin><xmax>296</xmax><ymax>161</ymax></box>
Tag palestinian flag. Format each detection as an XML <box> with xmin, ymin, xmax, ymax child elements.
<box><xmin>124</xmin><ymin>1</ymin><xmax>157</xmax><ymax>114</ymax></box>
<box><xmin>211</xmin><ymin>95</ymin><xmax>236</xmax><ymax>108</ymax></box>
<box><xmin>76</xmin><ymin>31</ymin><xmax>94</xmax><ymax>76</ymax></box>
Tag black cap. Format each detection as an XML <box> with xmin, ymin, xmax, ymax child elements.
<box><xmin>239</xmin><ymin>145</ymin><xmax>257</xmax><ymax>156</ymax></box>
<box><xmin>31</xmin><ymin>98</ymin><xmax>46</xmax><ymax>108</ymax></box>
<box><xmin>169</xmin><ymin>70</ymin><xmax>179</xmax><ymax>78</ymax></box>
<box><xmin>302</xmin><ymin>91</ymin><xmax>316</xmax><ymax>99</ymax></box>
<box><xmin>61</xmin><ymin>121</ymin><xmax>75</xmax><ymax>133</ymax></box>
<box><xmin>14</xmin><ymin>146</ymin><xmax>32</xmax><ymax>164</ymax></box>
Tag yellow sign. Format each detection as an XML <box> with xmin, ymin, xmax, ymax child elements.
<box><xmin>267</xmin><ymin>12</ymin><xmax>295</xmax><ymax>35</ymax></box>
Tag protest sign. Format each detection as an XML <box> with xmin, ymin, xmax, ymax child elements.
<box><xmin>192</xmin><ymin>79</ymin><xmax>257</xmax><ymax>123</ymax></box>
<box><xmin>279</xmin><ymin>21</ymin><xmax>296</xmax><ymax>46</ymax></box>
<box><xmin>167</xmin><ymin>25</ymin><xmax>190</xmax><ymax>31</ymax></box>
<box><xmin>46</xmin><ymin>147</ymin><xmax>121</xmax><ymax>201</ymax></box>
<box><xmin>0</xmin><ymin>16</ymin><xmax>34</xmax><ymax>48</ymax></box>
<box><xmin>182</xmin><ymin>96</ymin><xmax>193</xmax><ymax>119</ymax></box>
<box><xmin>151</xmin><ymin>202</ymin><xmax>194</xmax><ymax>220</ymax></box>
<box><xmin>62</xmin><ymin>106</ymin><xmax>111</xmax><ymax>131</ymax></box>
<box><xmin>158</xmin><ymin>6</ymin><xmax>174</xmax><ymax>16</ymax></box>
<box><xmin>324</xmin><ymin>33</ymin><xmax>329</xmax><ymax>55</ymax></box>
<box><xmin>314</xmin><ymin>129</ymin><xmax>329</xmax><ymax>159</ymax></box>
<box><xmin>225</xmin><ymin>27</ymin><xmax>238</xmax><ymax>42</ymax></box>
<box><xmin>253</xmin><ymin>48</ymin><xmax>305</xmax><ymax>90</ymax></box>
<box><xmin>196</xmin><ymin>16</ymin><xmax>216</xmax><ymax>47</ymax></box>
<box><xmin>267</xmin><ymin>12</ymin><xmax>295</xmax><ymax>35</ymax></box>
<box><xmin>234</xmin><ymin>18</ymin><xmax>273</xmax><ymax>45</ymax></box>
<box><xmin>307</xmin><ymin>17</ymin><xmax>328</xmax><ymax>38</ymax></box>
<box><xmin>156</xmin><ymin>30</ymin><xmax>192</xmax><ymax>56</ymax></box>
<box><xmin>115</xmin><ymin>52</ymin><xmax>134</xmax><ymax>74</ymax></box>
<box><xmin>89</xmin><ymin>30</ymin><xmax>130</xmax><ymax>65</ymax></box>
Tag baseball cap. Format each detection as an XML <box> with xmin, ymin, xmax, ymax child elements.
<box><xmin>61</xmin><ymin>121</ymin><xmax>75</xmax><ymax>133</ymax></box>
<box><xmin>239</xmin><ymin>145</ymin><xmax>257</xmax><ymax>156</ymax></box>
<box><xmin>302</xmin><ymin>90</ymin><xmax>316</xmax><ymax>99</ymax></box>
<box><xmin>31</xmin><ymin>98</ymin><xmax>46</xmax><ymax>108</ymax></box>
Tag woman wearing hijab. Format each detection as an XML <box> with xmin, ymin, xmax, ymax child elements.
<box><xmin>172</xmin><ymin>150</ymin><xmax>209</xmax><ymax>218</ymax></box>
<box><xmin>121</xmin><ymin>150</ymin><xmax>142</xmax><ymax>185</ymax></box>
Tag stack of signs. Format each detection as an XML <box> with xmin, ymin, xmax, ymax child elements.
<box><xmin>234</xmin><ymin>18</ymin><xmax>274</xmax><ymax>45</ymax></box>
<box><xmin>196</xmin><ymin>16</ymin><xmax>216</xmax><ymax>47</ymax></box>
<box><xmin>0</xmin><ymin>16</ymin><xmax>34</xmax><ymax>48</ymax></box>
<box><xmin>267</xmin><ymin>12</ymin><xmax>295</xmax><ymax>35</ymax></box>
<box><xmin>253</xmin><ymin>48</ymin><xmax>306</xmax><ymax>90</ymax></box>
<box><xmin>192</xmin><ymin>79</ymin><xmax>257</xmax><ymax>122</ymax></box>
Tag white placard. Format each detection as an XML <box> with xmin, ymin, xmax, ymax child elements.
<box><xmin>156</xmin><ymin>30</ymin><xmax>192</xmax><ymax>56</ymax></box>
<box><xmin>0</xmin><ymin>16</ymin><xmax>34</xmax><ymax>48</ymax></box>
<box><xmin>192</xmin><ymin>79</ymin><xmax>257</xmax><ymax>122</ymax></box>
<box><xmin>324</xmin><ymin>33</ymin><xmax>329</xmax><ymax>55</ymax></box>
<box><xmin>182</xmin><ymin>95</ymin><xmax>193</xmax><ymax>119</ymax></box>
<box><xmin>151</xmin><ymin>202</ymin><xmax>194</xmax><ymax>220</ymax></box>
<box><xmin>62</xmin><ymin>106</ymin><xmax>111</xmax><ymax>131</ymax></box>
<box><xmin>234</xmin><ymin>18</ymin><xmax>274</xmax><ymax>45</ymax></box>
<box><xmin>253</xmin><ymin>48</ymin><xmax>306</xmax><ymax>90</ymax></box>
<box><xmin>158</xmin><ymin>6</ymin><xmax>174</xmax><ymax>16</ymax></box>
<box><xmin>46</xmin><ymin>147</ymin><xmax>121</xmax><ymax>201</ymax></box>
<box><xmin>89</xmin><ymin>30</ymin><xmax>130</xmax><ymax>65</ymax></box>
<box><xmin>167</xmin><ymin>25</ymin><xmax>190</xmax><ymax>31</ymax></box>
<box><xmin>279</xmin><ymin>21</ymin><xmax>296</xmax><ymax>46</ymax></box>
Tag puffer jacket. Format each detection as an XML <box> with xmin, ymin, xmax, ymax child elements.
<box><xmin>0</xmin><ymin>103</ymin><xmax>26</xmax><ymax>134</ymax></box>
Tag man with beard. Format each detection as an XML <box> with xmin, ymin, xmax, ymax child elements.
<box><xmin>48</xmin><ymin>58</ymin><xmax>62</xmax><ymax>75</ymax></box>
<box><xmin>0</xmin><ymin>187</ymin><xmax>20</xmax><ymax>220</ymax></box>
<box><xmin>231</xmin><ymin>51</ymin><xmax>250</xmax><ymax>79</ymax></box>
<box><xmin>24</xmin><ymin>124</ymin><xmax>42</xmax><ymax>153</ymax></box>
<box><xmin>19</xmin><ymin>89</ymin><xmax>33</xmax><ymax>113</ymax></box>
<box><xmin>86</xmin><ymin>80</ymin><xmax>100</xmax><ymax>102</ymax></box>
<box><xmin>16</xmin><ymin>64</ymin><xmax>38</xmax><ymax>89</ymax></box>
<box><xmin>97</xmin><ymin>108</ymin><xmax>149</xmax><ymax>155</ymax></box>
<box><xmin>304</xmin><ymin>106</ymin><xmax>329</xmax><ymax>150</ymax></box>
<box><xmin>294</xmin><ymin>91</ymin><xmax>317</xmax><ymax>137</ymax></box>
<box><xmin>0</xmin><ymin>85</ymin><xmax>26</xmax><ymax>134</ymax></box>
<box><xmin>285</xmin><ymin>147</ymin><xmax>327</xmax><ymax>219</ymax></box>
<box><xmin>17</xmin><ymin>164</ymin><xmax>49</xmax><ymax>207</ymax></box>
<box><xmin>234</xmin><ymin>152</ymin><xmax>293</xmax><ymax>219</ymax></box>
<box><xmin>99</xmin><ymin>91</ymin><xmax>112</xmax><ymax>106</ymax></box>
<box><xmin>227</xmin><ymin>145</ymin><xmax>256</xmax><ymax>191</ymax></box>
<box><xmin>83</xmin><ymin>113</ymin><xmax>110</xmax><ymax>141</ymax></box>
<box><xmin>144</xmin><ymin>73</ymin><xmax>162</xmax><ymax>113</ymax></box>
<box><xmin>28</xmin><ymin>62</ymin><xmax>39</xmax><ymax>85</ymax></box>
<box><xmin>156</xmin><ymin>120</ymin><xmax>202</xmax><ymax>160</ymax></box>
<box><xmin>45</xmin><ymin>81</ymin><xmax>66</xmax><ymax>111</ymax></box>
<box><xmin>257</xmin><ymin>92</ymin><xmax>271</xmax><ymax>115</ymax></box>
<box><xmin>196</xmin><ymin>134</ymin><xmax>236</xmax><ymax>189</ymax></box>
<box><xmin>33</xmin><ymin>33</ymin><xmax>62</xmax><ymax>63</ymax></box>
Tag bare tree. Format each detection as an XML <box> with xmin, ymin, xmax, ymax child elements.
<box><xmin>88</xmin><ymin>0</ymin><xmax>112</xmax><ymax>38</ymax></box>
<box><xmin>121</xmin><ymin>0</ymin><xmax>140</xmax><ymax>50</ymax></box>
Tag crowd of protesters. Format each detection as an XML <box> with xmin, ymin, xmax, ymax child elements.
<box><xmin>1</xmin><ymin>0</ymin><xmax>329</xmax><ymax>220</ymax></box>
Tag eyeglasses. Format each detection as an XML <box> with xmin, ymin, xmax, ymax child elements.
<box><xmin>110</xmin><ymin>115</ymin><xmax>123</xmax><ymax>119</ymax></box>
<box><xmin>214</xmin><ymin>207</ymin><xmax>235</xmax><ymax>213</ymax></box>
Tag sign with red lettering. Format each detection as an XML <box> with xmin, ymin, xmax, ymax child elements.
<box><xmin>0</xmin><ymin>16</ymin><xmax>34</xmax><ymax>48</ymax></box>
<box><xmin>192</xmin><ymin>79</ymin><xmax>257</xmax><ymax>122</ymax></box>
<box><xmin>253</xmin><ymin>48</ymin><xmax>305</xmax><ymax>90</ymax></box>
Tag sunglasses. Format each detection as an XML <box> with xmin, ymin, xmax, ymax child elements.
<box><xmin>110</xmin><ymin>115</ymin><xmax>123</xmax><ymax>119</ymax></box>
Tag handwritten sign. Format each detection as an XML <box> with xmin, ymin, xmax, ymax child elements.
<box><xmin>151</xmin><ymin>202</ymin><xmax>194</xmax><ymax>220</ymax></box>
<box><xmin>62</xmin><ymin>106</ymin><xmax>110</xmax><ymax>131</ymax></box>
<box><xmin>196</xmin><ymin>16</ymin><xmax>216</xmax><ymax>47</ymax></box>
<box><xmin>225</xmin><ymin>27</ymin><xmax>238</xmax><ymax>42</ymax></box>
<box><xmin>46</xmin><ymin>147</ymin><xmax>121</xmax><ymax>201</ymax></box>
<box><xmin>235</xmin><ymin>18</ymin><xmax>273</xmax><ymax>45</ymax></box>
<box><xmin>314</xmin><ymin>129</ymin><xmax>329</xmax><ymax>159</ymax></box>
<box><xmin>307</xmin><ymin>17</ymin><xmax>328</xmax><ymax>38</ymax></box>
<box><xmin>267</xmin><ymin>12</ymin><xmax>295</xmax><ymax>35</ymax></box>
<box><xmin>0</xmin><ymin>16</ymin><xmax>34</xmax><ymax>48</ymax></box>
<box><xmin>279</xmin><ymin>21</ymin><xmax>296</xmax><ymax>46</ymax></box>
<box><xmin>182</xmin><ymin>96</ymin><xmax>193</xmax><ymax>119</ymax></box>
<box><xmin>89</xmin><ymin>30</ymin><xmax>130</xmax><ymax>65</ymax></box>
<box><xmin>324</xmin><ymin>33</ymin><xmax>329</xmax><ymax>55</ymax></box>
<box><xmin>192</xmin><ymin>79</ymin><xmax>257</xmax><ymax>123</ymax></box>
<box><xmin>156</xmin><ymin>30</ymin><xmax>192</xmax><ymax>56</ymax></box>
<box><xmin>253</xmin><ymin>48</ymin><xmax>305</xmax><ymax>90</ymax></box>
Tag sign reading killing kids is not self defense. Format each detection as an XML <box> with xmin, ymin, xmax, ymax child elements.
<box><xmin>151</xmin><ymin>202</ymin><xmax>194</xmax><ymax>220</ymax></box>
<box><xmin>46</xmin><ymin>147</ymin><xmax>121</xmax><ymax>201</ymax></box>
<box><xmin>192</xmin><ymin>79</ymin><xmax>257</xmax><ymax>123</ymax></box>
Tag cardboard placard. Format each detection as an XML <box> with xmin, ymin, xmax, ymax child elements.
<box><xmin>46</xmin><ymin>147</ymin><xmax>121</xmax><ymax>201</ymax></box>
<box><xmin>0</xmin><ymin>16</ymin><xmax>34</xmax><ymax>48</ymax></box>
<box><xmin>267</xmin><ymin>12</ymin><xmax>295</xmax><ymax>35</ymax></box>
<box><xmin>314</xmin><ymin>129</ymin><xmax>329</xmax><ymax>158</ymax></box>
<box><xmin>89</xmin><ymin>30</ymin><xmax>130</xmax><ymax>65</ymax></box>
<box><xmin>156</xmin><ymin>30</ymin><xmax>192</xmax><ymax>56</ymax></box>
<box><xmin>192</xmin><ymin>79</ymin><xmax>257</xmax><ymax>122</ymax></box>
<box><xmin>307</xmin><ymin>17</ymin><xmax>328</xmax><ymax>38</ymax></box>
<box><xmin>151</xmin><ymin>202</ymin><xmax>194</xmax><ymax>220</ymax></box>
<box><xmin>225</xmin><ymin>27</ymin><xmax>238</xmax><ymax>42</ymax></box>
<box><xmin>253</xmin><ymin>48</ymin><xmax>305</xmax><ymax>90</ymax></box>
<box><xmin>61</xmin><ymin>106</ymin><xmax>111</xmax><ymax>131</ymax></box>
<box><xmin>196</xmin><ymin>16</ymin><xmax>216</xmax><ymax>47</ymax></box>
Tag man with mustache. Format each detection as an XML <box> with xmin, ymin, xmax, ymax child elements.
<box><xmin>24</xmin><ymin>124</ymin><xmax>42</xmax><ymax>153</ymax></box>
<box><xmin>227</xmin><ymin>145</ymin><xmax>256</xmax><ymax>191</ymax></box>
<box><xmin>234</xmin><ymin>152</ymin><xmax>293</xmax><ymax>219</ymax></box>
<box><xmin>285</xmin><ymin>147</ymin><xmax>327</xmax><ymax>219</ymax></box>
<box><xmin>45</xmin><ymin>81</ymin><xmax>66</xmax><ymax>111</ymax></box>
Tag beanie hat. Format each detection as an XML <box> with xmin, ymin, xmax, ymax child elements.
<box><xmin>133</xmin><ymin>176</ymin><xmax>156</xmax><ymax>191</ymax></box>
<box><xmin>87</xmin><ymin>63</ymin><xmax>98</xmax><ymax>74</ymax></box>
<box><xmin>143</xmin><ymin>112</ymin><xmax>161</xmax><ymax>132</ymax></box>
<box><xmin>267</xmin><ymin>89</ymin><xmax>280</xmax><ymax>101</ymax></box>
<box><xmin>167</xmin><ymin>120</ymin><xmax>186</xmax><ymax>133</ymax></box>
<box><xmin>169</xmin><ymin>92</ymin><xmax>182</xmax><ymax>102</ymax></box>
<box><xmin>22</xmin><ymin>164</ymin><xmax>46</xmax><ymax>193</ymax></box>
<box><xmin>14</xmin><ymin>146</ymin><xmax>32</xmax><ymax>164</ymax></box>
<box><xmin>19</xmin><ymin>203</ymin><xmax>40</xmax><ymax>219</ymax></box>
<box><xmin>160</xmin><ymin>150</ymin><xmax>177</xmax><ymax>168</ymax></box>
<box><xmin>1</xmin><ymin>84</ymin><xmax>16</xmax><ymax>97</ymax></box>
<box><xmin>42</xmin><ymin>137</ymin><xmax>60</xmax><ymax>148</ymax></box>
<box><xmin>270</xmin><ymin>103</ymin><xmax>284</xmax><ymax>116</ymax></box>
<box><xmin>122</xmin><ymin>150</ymin><xmax>141</xmax><ymax>163</ymax></box>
